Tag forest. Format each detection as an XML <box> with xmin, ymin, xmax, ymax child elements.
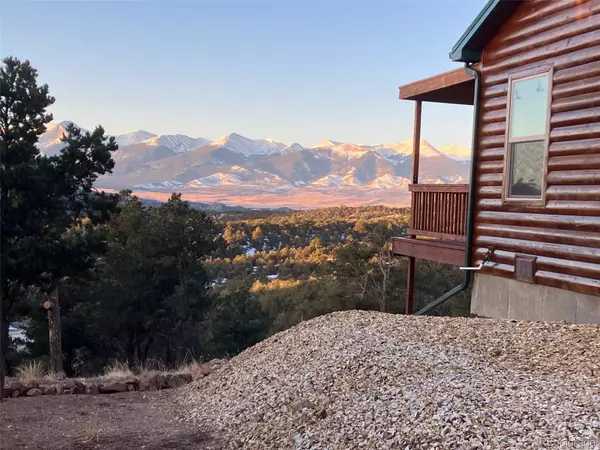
<box><xmin>1</xmin><ymin>56</ymin><xmax>469</xmax><ymax>385</ymax></box>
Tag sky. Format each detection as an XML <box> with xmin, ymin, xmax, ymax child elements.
<box><xmin>2</xmin><ymin>0</ymin><xmax>483</xmax><ymax>149</ymax></box>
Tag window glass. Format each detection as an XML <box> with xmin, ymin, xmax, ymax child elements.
<box><xmin>509</xmin><ymin>74</ymin><xmax>549</xmax><ymax>139</ymax></box>
<box><xmin>509</xmin><ymin>141</ymin><xmax>545</xmax><ymax>197</ymax></box>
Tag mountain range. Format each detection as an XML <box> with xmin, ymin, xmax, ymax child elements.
<box><xmin>36</xmin><ymin>121</ymin><xmax>471</xmax><ymax>209</ymax></box>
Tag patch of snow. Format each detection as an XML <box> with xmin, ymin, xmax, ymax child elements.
<box><xmin>311</xmin><ymin>174</ymin><xmax>343</xmax><ymax>186</ymax></box>
<box><xmin>368</xmin><ymin>174</ymin><xmax>410</xmax><ymax>189</ymax></box>
<box><xmin>187</xmin><ymin>173</ymin><xmax>243</xmax><ymax>187</ymax></box>
<box><xmin>134</xmin><ymin>181</ymin><xmax>184</xmax><ymax>189</ymax></box>
<box><xmin>266</xmin><ymin>274</ymin><xmax>279</xmax><ymax>280</ymax></box>
<box><xmin>315</xmin><ymin>139</ymin><xmax>342</xmax><ymax>148</ymax></box>
<box><xmin>141</xmin><ymin>134</ymin><xmax>211</xmax><ymax>153</ymax></box>
<box><xmin>211</xmin><ymin>133</ymin><xmax>286</xmax><ymax>156</ymax></box>
<box><xmin>281</xmin><ymin>143</ymin><xmax>305</xmax><ymax>154</ymax></box>
<box><xmin>439</xmin><ymin>145</ymin><xmax>471</xmax><ymax>162</ymax></box>
<box><xmin>115</xmin><ymin>130</ymin><xmax>157</xmax><ymax>147</ymax></box>
<box><xmin>37</xmin><ymin>121</ymin><xmax>89</xmax><ymax>155</ymax></box>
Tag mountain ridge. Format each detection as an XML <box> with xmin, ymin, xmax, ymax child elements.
<box><xmin>36</xmin><ymin>121</ymin><xmax>471</xmax><ymax>208</ymax></box>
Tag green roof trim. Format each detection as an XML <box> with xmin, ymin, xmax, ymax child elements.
<box><xmin>450</xmin><ymin>0</ymin><xmax>521</xmax><ymax>63</ymax></box>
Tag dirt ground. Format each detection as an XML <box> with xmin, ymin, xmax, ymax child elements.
<box><xmin>0</xmin><ymin>391</ymin><xmax>222</xmax><ymax>450</ymax></box>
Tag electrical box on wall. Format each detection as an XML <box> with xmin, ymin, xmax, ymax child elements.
<box><xmin>514</xmin><ymin>254</ymin><xmax>537</xmax><ymax>283</ymax></box>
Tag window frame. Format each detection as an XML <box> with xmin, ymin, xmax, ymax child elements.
<box><xmin>501</xmin><ymin>64</ymin><xmax>553</xmax><ymax>206</ymax></box>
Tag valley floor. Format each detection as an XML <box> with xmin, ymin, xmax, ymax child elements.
<box><xmin>0</xmin><ymin>391</ymin><xmax>220</xmax><ymax>450</ymax></box>
<box><xmin>99</xmin><ymin>186</ymin><xmax>412</xmax><ymax>209</ymax></box>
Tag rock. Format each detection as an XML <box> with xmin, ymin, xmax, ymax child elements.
<box><xmin>139</xmin><ymin>377</ymin><xmax>152</xmax><ymax>392</ymax></box>
<box><xmin>26</xmin><ymin>388</ymin><xmax>43</xmax><ymax>397</ymax></box>
<box><xmin>64</xmin><ymin>379</ymin><xmax>76</xmax><ymax>389</ymax></box>
<box><xmin>99</xmin><ymin>382</ymin><xmax>128</xmax><ymax>394</ymax></box>
<box><xmin>8</xmin><ymin>380</ymin><xmax>23</xmax><ymax>392</ymax></box>
<box><xmin>87</xmin><ymin>384</ymin><xmax>99</xmax><ymax>395</ymax></box>
<box><xmin>198</xmin><ymin>363</ymin><xmax>215</xmax><ymax>376</ymax></box>
<box><xmin>19</xmin><ymin>381</ymin><xmax>39</xmax><ymax>395</ymax></box>
<box><xmin>125</xmin><ymin>378</ymin><xmax>140</xmax><ymax>391</ymax></box>
<box><xmin>1</xmin><ymin>387</ymin><xmax>10</xmax><ymax>398</ymax></box>
<box><xmin>11</xmin><ymin>390</ymin><xmax>20</xmax><ymax>398</ymax></box>
<box><xmin>156</xmin><ymin>374</ymin><xmax>166</xmax><ymax>389</ymax></box>
<box><xmin>166</xmin><ymin>373</ymin><xmax>192</xmax><ymax>389</ymax></box>
<box><xmin>140</xmin><ymin>373</ymin><xmax>165</xmax><ymax>391</ymax></box>
<box><xmin>71</xmin><ymin>383</ymin><xmax>86</xmax><ymax>395</ymax></box>
<box><xmin>56</xmin><ymin>382</ymin><xmax>65</xmax><ymax>395</ymax></box>
<box><xmin>42</xmin><ymin>385</ymin><xmax>57</xmax><ymax>395</ymax></box>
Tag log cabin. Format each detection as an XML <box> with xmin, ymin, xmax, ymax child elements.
<box><xmin>393</xmin><ymin>0</ymin><xmax>600</xmax><ymax>323</ymax></box>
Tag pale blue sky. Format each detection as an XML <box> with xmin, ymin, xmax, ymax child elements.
<box><xmin>2</xmin><ymin>0</ymin><xmax>483</xmax><ymax>148</ymax></box>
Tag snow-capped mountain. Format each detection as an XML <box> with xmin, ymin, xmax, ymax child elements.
<box><xmin>142</xmin><ymin>134</ymin><xmax>211</xmax><ymax>153</ymax></box>
<box><xmin>115</xmin><ymin>130</ymin><xmax>156</xmax><ymax>147</ymax></box>
<box><xmin>35</xmin><ymin>120</ymin><xmax>470</xmax><ymax>207</ymax></box>
<box><xmin>439</xmin><ymin>144</ymin><xmax>472</xmax><ymax>162</ymax></box>
<box><xmin>281</xmin><ymin>143</ymin><xmax>305</xmax><ymax>154</ymax></box>
<box><xmin>210</xmin><ymin>133</ymin><xmax>287</xmax><ymax>156</ymax></box>
<box><xmin>37</xmin><ymin>121</ymin><xmax>89</xmax><ymax>156</ymax></box>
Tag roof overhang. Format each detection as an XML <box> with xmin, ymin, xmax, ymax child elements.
<box><xmin>450</xmin><ymin>0</ymin><xmax>522</xmax><ymax>63</ymax></box>
<box><xmin>398</xmin><ymin>67</ymin><xmax>475</xmax><ymax>105</ymax></box>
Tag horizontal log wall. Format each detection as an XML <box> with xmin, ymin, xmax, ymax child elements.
<box><xmin>475</xmin><ymin>0</ymin><xmax>600</xmax><ymax>296</ymax></box>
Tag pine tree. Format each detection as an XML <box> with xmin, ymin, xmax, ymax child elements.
<box><xmin>0</xmin><ymin>56</ymin><xmax>118</xmax><ymax>390</ymax></box>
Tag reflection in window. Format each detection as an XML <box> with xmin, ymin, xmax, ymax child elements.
<box><xmin>505</xmin><ymin>70</ymin><xmax>550</xmax><ymax>201</ymax></box>
<box><xmin>509</xmin><ymin>141</ymin><xmax>544</xmax><ymax>197</ymax></box>
<box><xmin>510</xmin><ymin>74</ymin><xmax>549</xmax><ymax>140</ymax></box>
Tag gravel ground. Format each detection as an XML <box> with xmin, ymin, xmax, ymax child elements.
<box><xmin>178</xmin><ymin>310</ymin><xmax>600</xmax><ymax>449</ymax></box>
<box><xmin>0</xmin><ymin>391</ymin><xmax>220</xmax><ymax>450</ymax></box>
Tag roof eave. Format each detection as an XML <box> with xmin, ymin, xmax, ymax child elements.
<box><xmin>450</xmin><ymin>0</ymin><xmax>499</xmax><ymax>62</ymax></box>
<box><xmin>449</xmin><ymin>48</ymin><xmax>482</xmax><ymax>64</ymax></box>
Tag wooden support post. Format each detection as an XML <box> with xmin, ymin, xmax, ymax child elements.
<box><xmin>406</xmin><ymin>257</ymin><xmax>415</xmax><ymax>315</ymax></box>
<box><xmin>411</xmin><ymin>100</ymin><xmax>422</xmax><ymax>184</ymax></box>
<box><xmin>44</xmin><ymin>286</ymin><xmax>64</xmax><ymax>376</ymax></box>
<box><xmin>0</xmin><ymin>291</ymin><xmax>5</xmax><ymax>402</ymax></box>
<box><xmin>406</xmin><ymin>100</ymin><xmax>422</xmax><ymax>315</ymax></box>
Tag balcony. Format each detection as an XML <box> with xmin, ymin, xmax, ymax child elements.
<box><xmin>393</xmin><ymin>67</ymin><xmax>475</xmax><ymax>314</ymax></box>
<box><xmin>392</xmin><ymin>183</ymin><xmax>468</xmax><ymax>266</ymax></box>
<box><xmin>408</xmin><ymin>183</ymin><xmax>468</xmax><ymax>242</ymax></box>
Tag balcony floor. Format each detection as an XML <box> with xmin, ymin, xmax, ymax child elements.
<box><xmin>391</xmin><ymin>237</ymin><xmax>465</xmax><ymax>266</ymax></box>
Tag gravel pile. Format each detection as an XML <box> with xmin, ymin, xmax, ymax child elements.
<box><xmin>178</xmin><ymin>310</ymin><xmax>600</xmax><ymax>449</ymax></box>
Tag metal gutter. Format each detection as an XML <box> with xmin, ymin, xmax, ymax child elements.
<box><xmin>415</xmin><ymin>62</ymin><xmax>482</xmax><ymax>316</ymax></box>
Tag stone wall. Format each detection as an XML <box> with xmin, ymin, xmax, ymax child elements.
<box><xmin>2</xmin><ymin>358</ymin><xmax>225</xmax><ymax>399</ymax></box>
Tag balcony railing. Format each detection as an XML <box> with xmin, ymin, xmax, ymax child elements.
<box><xmin>408</xmin><ymin>183</ymin><xmax>469</xmax><ymax>242</ymax></box>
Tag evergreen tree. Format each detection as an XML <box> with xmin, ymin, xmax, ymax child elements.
<box><xmin>0</xmin><ymin>56</ymin><xmax>118</xmax><ymax>389</ymax></box>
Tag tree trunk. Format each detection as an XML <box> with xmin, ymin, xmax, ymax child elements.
<box><xmin>0</xmin><ymin>291</ymin><xmax>7</xmax><ymax>401</ymax></box>
<box><xmin>46</xmin><ymin>286</ymin><xmax>64</xmax><ymax>376</ymax></box>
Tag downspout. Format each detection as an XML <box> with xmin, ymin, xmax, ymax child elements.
<box><xmin>415</xmin><ymin>62</ymin><xmax>482</xmax><ymax>316</ymax></box>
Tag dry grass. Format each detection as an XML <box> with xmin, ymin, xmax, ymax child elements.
<box><xmin>102</xmin><ymin>360</ymin><xmax>134</xmax><ymax>380</ymax></box>
<box><xmin>134</xmin><ymin>358</ymin><xmax>166</xmax><ymax>377</ymax></box>
<box><xmin>16</xmin><ymin>359</ymin><xmax>47</xmax><ymax>381</ymax></box>
<box><xmin>78</xmin><ymin>417</ymin><xmax>100</xmax><ymax>444</ymax></box>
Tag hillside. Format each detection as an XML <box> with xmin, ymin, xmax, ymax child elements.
<box><xmin>37</xmin><ymin>121</ymin><xmax>471</xmax><ymax>208</ymax></box>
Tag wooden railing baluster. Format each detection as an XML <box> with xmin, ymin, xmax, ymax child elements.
<box><xmin>407</xmin><ymin>184</ymin><xmax>468</xmax><ymax>242</ymax></box>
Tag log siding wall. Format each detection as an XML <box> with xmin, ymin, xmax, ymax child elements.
<box><xmin>473</xmin><ymin>0</ymin><xmax>600</xmax><ymax>296</ymax></box>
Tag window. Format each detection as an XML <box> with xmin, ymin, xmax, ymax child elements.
<box><xmin>503</xmin><ymin>67</ymin><xmax>552</xmax><ymax>203</ymax></box>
